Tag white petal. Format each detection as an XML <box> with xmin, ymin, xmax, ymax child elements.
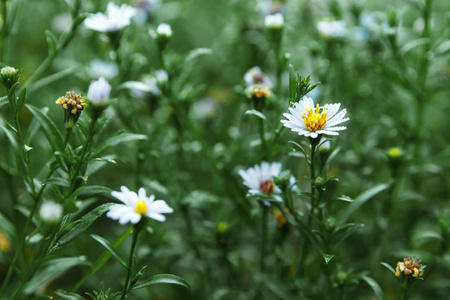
<box><xmin>148</xmin><ymin>212</ymin><xmax>167</xmax><ymax>222</ymax></box>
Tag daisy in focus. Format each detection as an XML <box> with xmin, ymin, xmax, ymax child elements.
<box><xmin>281</xmin><ymin>96</ymin><xmax>349</xmax><ymax>139</ymax></box>
<box><xmin>84</xmin><ymin>2</ymin><xmax>137</xmax><ymax>32</ymax></box>
<box><xmin>239</xmin><ymin>162</ymin><xmax>295</xmax><ymax>203</ymax></box>
<box><xmin>107</xmin><ymin>186</ymin><xmax>173</xmax><ymax>225</ymax></box>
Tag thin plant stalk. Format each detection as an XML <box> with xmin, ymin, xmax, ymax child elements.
<box><xmin>121</xmin><ymin>225</ymin><xmax>140</xmax><ymax>300</ymax></box>
<box><xmin>261</xmin><ymin>203</ymin><xmax>269</xmax><ymax>272</ymax></box>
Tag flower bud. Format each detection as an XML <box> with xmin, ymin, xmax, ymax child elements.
<box><xmin>55</xmin><ymin>91</ymin><xmax>87</xmax><ymax>128</ymax></box>
<box><xmin>0</xmin><ymin>66</ymin><xmax>21</xmax><ymax>90</ymax></box>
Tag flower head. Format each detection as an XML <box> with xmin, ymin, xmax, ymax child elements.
<box><xmin>39</xmin><ymin>201</ymin><xmax>63</xmax><ymax>223</ymax></box>
<box><xmin>0</xmin><ymin>66</ymin><xmax>21</xmax><ymax>89</ymax></box>
<box><xmin>265</xmin><ymin>13</ymin><xmax>284</xmax><ymax>29</ymax></box>
<box><xmin>239</xmin><ymin>162</ymin><xmax>295</xmax><ymax>203</ymax></box>
<box><xmin>281</xmin><ymin>96</ymin><xmax>349</xmax><ymax>138</ymax></box>
<box><xmin>245</xmin><ymin>84</ymin><xmax>272</xmax><ymax>100</ymax></box>
<box><xmin>84</xmin><ymin>2</ymin><xmax>137</xmax><ymax>32</ymax></box>
<box><xmin>88</xmin><ymin>59</ymin><xmax>118</xmax><ymax>79</ymax></box>
<box><xmin>317</xmin><ymin>20</ymin><xmax>347</xmax><ymax>38</ymax></box>
<box><xmin>388</xmin><ymin>147</ymin><xmax>403</xmax><ymax>158</ymax></box>
<box><xmin>56</xmin><ymin>91</ymin><xmax>87</xmax><ymax>128</ymax></box>
<box><xmin>156</xmin><ymin>23</ymin><xmax>172</xmax><ymax>38</ymax></box>
<box><xmin>395</xmin><ymin>257</ymin><xmax>424</xmax><ymax>277</ymax></box>
<box><xmin>244</xmin><ymin>66</ymin><xmax>272</xmax><ymax>88</ymax></box>
<box><xmin>88</xmin><ymin>77</ymin><xmax>111</xmax><ymax>105</ymax></box>
<box><xmin>107</xmin><ymin>186</ymin><xmax>173</xmax><ymax>225</ymax></box>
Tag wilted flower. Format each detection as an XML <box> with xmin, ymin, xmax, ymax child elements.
<box><xmin>84</xmin><ymin>2</ymin><xmax>137</xmax><ymax>32</ymax></box>
<box><xmin>244</xmin><ymin>66</ymin><xmax>272</xmax><ymax>88</ymax></box>
<box><xmin>317</xmin><ymin>20</ymin><xmax>347</xmax><ymax>38</ymax></box>
<box><xmin>239</xmin><ymin>161</ymin><xmax>285</xmax><ymax>202</ymax></box>
<box><xmin>56</xmin><ymin>91</ymin><xmax>87</xmax><ymax>128</ymax></box>
<box><xmin>264</xmin><ymin>13</ymin><xmax>284</xmax><ymax>29</ymax></box>
<box><xmin>0</xmin><ymin>66</ymin><xmax>21</xmax><ymax>89</ymax></box>
<box><xmin>395</xmin><ymin>257</ymin><xmax>424</xmax><ymax>277</ymax></box>
<box><xmin>87</xmin><ymin>77</ymin><xmax>111</xmax><ymax>105</ymax></box>
<box><xmin>281</xmin><ymin>96</ymin><xmax>349</xmax><ymax>138</ymax></box>
<box><xmin>39</xmin><ymin>201</ymin><xmax>63</xmax><ymax>223</ymax></box>
<box><xmin>107</xmin><ymin>186</ymin><xmax>173</xmax><ymax>225</ymax></box>
<box><xmin>156</xmin><ymin>23</ymin><xmax>172</xmax><ymax>37</ymax></box>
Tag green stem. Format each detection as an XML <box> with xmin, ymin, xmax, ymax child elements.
<box><xmin>121</xmin><ymin>226</ymin><xmax>140</xmax><ymax>300</ymax></box>
<box><xmin>0</xmin><ymin>0</ymin><xmax>8</xmax><ymax>61</ymax></box>
<box><xmin>261</xmin><ymin>203</ymin><xmax>269</xmax><ymax>272</ymax></box>
<box><xmin>257</xmin><ymin>117</ymin><xmax>267</xmax><ymax>158</ymax></box>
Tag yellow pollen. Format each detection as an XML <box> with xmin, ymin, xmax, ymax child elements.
<box><xmin>301</xmin><ymin>104</ymin><xmax>328</xmax><ymax>132</ymax></box>
<box><xmin>135</xmin><ymin>200</ymin><xmax>147</xmax><ymax>215</ymax></box>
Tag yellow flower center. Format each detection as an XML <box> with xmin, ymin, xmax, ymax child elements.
<box><xmin>260</xmin><ymin>180</ymin><xmax>275</xmax><ymax>194</ymax></box>
<box><xmin>302</xmin><ymin>104</ymin><xmax>328</xmax><ymax>132</ymax></box>
<box><xmin>135</xmin><ymin>200</ymin><xmax>147</xmax><ymax>215</ymax></box>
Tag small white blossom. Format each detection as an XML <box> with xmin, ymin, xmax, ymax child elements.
<box><xmin>84</xmin><ymin>2</ymin><xmax>138</xmax><ymax>32</ymax></box>
<box><xmin>317</xmin><ymin>20</ymin><xmax>347</xmax><ymax>38</ymax></box>
<box><xmin>88</xmin><ymin>59</ymin><xmax>119</xmax><ymax>79</ymax></box>
<box><xmin>107</xmin><ymin>186</ymin><xmax>173</xmax><ymax>225</ymax></box>
<box><xmin>156</xmin><ymin>23</ymin><xmax>172</xmax><ymax>37</ymax></box>
<box><xmin>264</xmin><ymin>13</ymin><xmax>284</xmax><ymax>29</ymax></box>
<box><xmin>88</xmin><ymin>77</ymin><xmax>111</xmax><ymax>105</ymax></box>
<box><xmin>244</xmin><ymin>66</ymin><xmax>272</xmax><ymax>88</ymax></box>
<box><xmin>120</xmin><ymin>75</ymin><xmax>161</xmax><ymax>98</ymax></box>
<box><xmin>281</xmin><ymin>96</ymin><xmax>349</xmax><ymax>138</ymax></box>
<box><xmin>155</xmin><ymin>69</ymin><xmax>168</xmax><ymax>84</ymax></box>
<box><xmin>39</xmin><ymin>201</ymin><xmax>63</xmax><ymax>223</ymax></box>
<box><xmin>239</xmin><ymin>162</ymin><xmax>283</xmax><ymax>203</ymax></box>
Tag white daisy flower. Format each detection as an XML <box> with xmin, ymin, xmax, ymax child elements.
<box><xmin>239</xmin><ymin>161</ymin><xmax>284</xmax><ymax>202</ymax></box>
<box><xmin>317</xmin><ymin>20</ymin><xmax>347</xmax><ymax>38</ymax></box>
<box><xmin>107</xmin><ymin>186</ymin><xmax>173</xmax><ymax>225</ymax></box>
<box><xmin>281</xmin><ymin>96</ymin><xmax>349</xmax><ymax>138</ymax></box>
<box><xmin>39</xmin><ymin>201</ymin><xmax>63</xmax><ymax>223</ymax></box>
<box><xmin>84</xmin><ymin>2</ymin><xmax>138</xmax><ymax>32</ymax></box>
<box><xmin>244</xmin><ymin>66</ymin><xmax>273</xmax><ymax>88</ymax></box>
<box><xmin>88</xmin><ymin>59</ymin><xmax>119</xmax><ymax>79</ymax></box>
<box><xmin>87</xmin><ymin>77</ymin><xmax>111</xmax><ymax>105</ymax></box>
<box><xmin>264</xmin><ymin>13</ymin><xmax>284</xmax><ymax>29</ymax></box>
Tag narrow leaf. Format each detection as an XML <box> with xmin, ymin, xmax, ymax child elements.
<box><xmin>361</xmin><ymin>275</ymin><xmax>386</xmax><ymax>300</ymax></box>
<box><xmin>26</xmin><ymin>104</ymin><xmax>64</xmax><ymax>153</ymax></box>
<box><xmin>45</xmin><ymin>30</ymin><xmax>58</xmax><ymax>56</ymax></box>
<box><xmin>244</xmin><ymin>109</ymin><xmax>267</xmax><ymax>121</ymax></box>
<box><xmin>380</xmin><ymin>262</ymin><xmax>396</xmax><ymax>275</ymax></box>
<box><xmin>133</xmin><ymin>274</ymin><xmax>191</xmax><ymax>290</ymax></box>
<box><xmin>50</xmin><ymin>203</ymin><xmax>113</xmax><ymax>252</ymax></box>
<box><xmin>322</xmin><ymin>254</ymin><xmax>335</xmax><ymax>264</ymax></box>
<box><xmin>92</xmin><ymin>132</ymin><xmax>147</xmax><ymax>157</ymax></box>
<box><xmin>91</xmin><ymin>234</ymin><xmax>127</xmax><ymax>268</ymax></box>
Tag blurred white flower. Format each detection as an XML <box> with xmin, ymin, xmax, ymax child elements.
<box><xmin>156</xmin><ymin>23</ymin><xmax>172</xmax><ymax>37</ymax></box>
<box><xmin>107</xmin><ymin>186</ymin><xmax>173</xmax><ymax>225</ymax></box>
<box><xmin>52</xmin><ymin>13</ymin><xmax>72</xmax><ymax>33</ymax></box>
<box><xmin>317</xmin><ymin>20</ymin><xmax>347</xmax><ymax>38</ymax></box>
<box><xmin>135</xmin><ymin>0</ymin><xmax>160</xmax><ymax>13</ymax></box>
<box><xmin>87</xmin><ymin>77</ymin><xmax>111</xmax><ymax>105</ymax></box>
<box><xmin>39</xmin><ymin>201</ymin><xmax>63</xmax><ymax>223</ymax></box>
<box><xmin>264</xmin><ymin>13</ymin><xmax>284</xmax><ymax>29</ymax></box>
<box><xmin>120</xmin><ymin>75</ymin><xmax>161</xmax><ymax>98</ymax></box>
<box><xmin>239</xmin><ymin>161</ymin><xmax>283</xmax><ymax>202</ymax></box>
<box><xmin>192</xmin><ymin>98</ymin><xmax>217</xmax><ymax>119</ymax></box>
<box><xmin>155</xmin><ymin>69</ymin><xmax>168</xmax><ymax>84</ymax></box>
<box><xmin>84</xmin><ymin>2</ymin><xmax>138</xmax><ymax>32</ymax></box>
<box><xmin>88</xmin><ymin>59</ymin><xmax>119</xmax><ymax>79</ymax></box>
<box><xmin>244</xmin><ymin>66</ymin><xmax>272</xmax><ymax>88</ymax></box>
<box><xmin>256</xmin><ymin>0</ymin><xmax>284</xmax><ymax>16</ymax></box>
<box><xmin>281</xmin><ymin>96</ymin><xmax>349</xmax><ymax>138</ymax></box>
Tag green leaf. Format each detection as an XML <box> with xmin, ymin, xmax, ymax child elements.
<box><xmin>361</xmin><ymin>275</ymin><xmax>386</xmax><ymax>300</ymax></box>
<box><xmin>288</xmin><ymin>64</ymin><xmax>298</xmax><ymax>103</ymax></box>
<box><xmin>434</xmin><ymin>40</ymin><xmax>450</xmax><ymax>57</ymax></box>
<box><xmin>400</xmin><ymin>38</ymin><xmax>429</xmax><ymax>56</ymax></box>
<box><xmin>72</xmin><ymin>185</ymin><xmax>112</xmax><ymax>199</ymax></box>
<box><xmin>24</xmin><ymin>256</ymin><xmax>90</xmax><ymax>294</ymax></box>
<box><xmin>185</xmin><ymin>48</ymin><xmax>213</xmax><ymax>62</ymax></box>
<box><xmin>28</xmin><ymin>66</ymin><xmax>82</xmax><ymax>94</ymax></box>
<box><xmin>15</xmin><ymin>87</ymin><xmax>27</xmax><ymax>114</ymax></box>
<box><xmin>31</xmin><ymin>296</ymin><xmax>53</xmax><ymax>300</ymax></box>
<box><xmin>380</xmin><ymin>262</ymin><xmax>396</xmax><ymax>275</ymax></box>
<box><xmin>132</xmin><ymin>274</ymin><xmax>191</xmax><ymax>290</ymax></box>
<box><xmin>26</xmin><ymin>104</ymin><xmax>64</xmax><ymax>154</ymax></box>
<box><xmin>91</xmin><ymin>234</ymin><xmax>127</xmax><ymax>268</ymax></box>
<box><xmin>322</xmin><ymin>254</ymin><xmax>335</xmax><ymax>264</ymax></box>
<box><xmin>50</xmin><ymin>203</ymin><xmax>113</xmax><ymax>252</ymax></box>
<box><xmin>44</xmin><ymin>177</ymin><xmax>69</xmax><ymax>187</ymax></box>
<box><xmin>244</xmin><ymin>109</ymin><xmax>267</xmax><ymax>121</ymax></box>
<box><xmin>72</xmin><ymin>227</ymin><xmax>133</xmax><ymax>291</ymax></box>
<box><xmin>339</xmin><ymin>184</ymin><xmax>390</xmax><ymax>225</ymax></box>
<box><xmin>45</xmin><ymin>30</ymin><xmax>58</xmax><ymax>56</ymax></box>
<box><xmin>91</xmin><ymin>132</ymin><xmax>147</xmax><ymax>157</ymax></box>
<box><xmin>55</xmin><ymin>289</ymin><xmax>85</xmax><ymax>300</ymax></box>
<box><xmin>0</xmin><ymin>212</ymin><xmax>20</xmax><ymax>254</ymax></box>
